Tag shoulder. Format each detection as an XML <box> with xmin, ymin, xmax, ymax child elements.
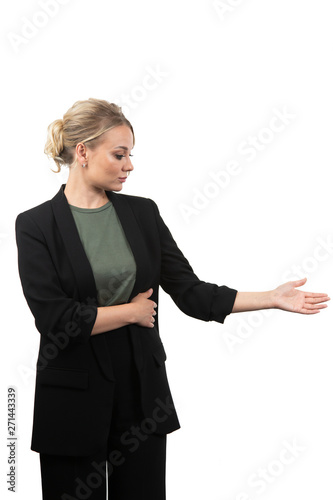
<box><xmin>15</xmin><ymin>199</ymin><xmax>53</xmax><ymax>228</ymax></box>
<box><xmin>17</xmin><ymin>199</ymin><xmax>52</xmax><ymax>218</ymax></box>
<box><xmin>15</xmin><ymin>187</ymin><xmax>61</xmax><ymax>236</ymax></box>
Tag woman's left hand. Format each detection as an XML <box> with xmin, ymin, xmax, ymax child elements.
<box><xmin>272</xmin><ymin>277</ymin><xmax>330</xmax><ymax>314</ymax></box>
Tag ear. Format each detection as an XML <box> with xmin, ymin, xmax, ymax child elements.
<box><xmin>75</xmin><ymin>142</ymin><xmax>88</xmax><ymax>165</ymax></box>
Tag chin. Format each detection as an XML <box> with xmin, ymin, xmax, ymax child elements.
<box><xmin>105</xmin><ymin>182</ymin><xmax>123</xmax><ymax>192</ymax></box>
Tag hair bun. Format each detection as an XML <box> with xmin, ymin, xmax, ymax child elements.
<box><xmin>44</xmin><ymin>119</ymin><xmax>65</xmax><ymax>172</ymax></box>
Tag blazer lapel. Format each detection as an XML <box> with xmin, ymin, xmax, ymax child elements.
<box><xmin>105</xmin><ymin>189</ymin><xmax>153</xmax><ymax>300</ymax></box>
<box><xmin>51</xmin><ymin>184</ymin><xmax>97</xmax><ymax>302</ymax></box>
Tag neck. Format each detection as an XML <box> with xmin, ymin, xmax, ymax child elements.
<box><xmin>64</xmin><ymin>175</ymin><xmax>108</xmax><ymax>209</ymax></box>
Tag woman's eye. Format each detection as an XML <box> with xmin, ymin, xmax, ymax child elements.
<box><xmin>115</xmin><ymin>154</ymin><xmax>133</xmax><ymax>160</ymax></box>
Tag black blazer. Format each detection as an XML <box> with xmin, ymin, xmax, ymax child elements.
<box><xmin>15</xmin><ymin>184</ymin><xmax>238</xmax><ymax>456</ymax></box>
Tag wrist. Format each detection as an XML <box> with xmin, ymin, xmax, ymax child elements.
<box><xmin>266</xmin><ymin>289</ymin><xmax>277</xmax><ymax>309</ymax></box>
<box><xmin>125</xmin><ymin>302</ymin><xmax>138</xmax><ymax>324</ymax></box>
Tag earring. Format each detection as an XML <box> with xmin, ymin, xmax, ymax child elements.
<box><xmin>82</xmin><ymin>163</ymin><xmax>86</xmax><ymax>168</ymax></box>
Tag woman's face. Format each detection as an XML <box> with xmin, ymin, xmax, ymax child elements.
<box><xmin>79</xmin><ymin>125</ymin><xmax>134</xmax><ymax>192</ymax></box>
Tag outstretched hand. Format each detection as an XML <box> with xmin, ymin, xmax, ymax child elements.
<box><xmin>272</xmin><ymin>277</ymin><xmax>330</xmax><ymax>314</ymax></box>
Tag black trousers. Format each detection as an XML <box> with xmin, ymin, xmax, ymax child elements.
<box><xmin>39</xmin><ymin>329</ymin><xmax>167</xmax><ymax>500</ymax></box>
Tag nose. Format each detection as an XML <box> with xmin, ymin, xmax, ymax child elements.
<box><xmin>124</xmin><ymin>155</ymin><xmax>134</xmax><ymax>174</ymax></box>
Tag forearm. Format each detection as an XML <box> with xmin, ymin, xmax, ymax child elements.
<box><xmin>231</xmin><ymin>290</ymin><xmax>276</xmax><ymax>313</ymax></box>
<box><xmin>91</xmin><ymin>303</ymin><xmax>137</xmax><ymax>336</ymax></box>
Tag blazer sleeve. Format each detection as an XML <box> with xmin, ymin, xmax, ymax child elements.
<box><xmin>149</xmin><ymin>199</ymin><xmax>238</xmax><ymax>324</ymax></box>
<box><xmin>15</xmin><ymin>211</ymin><xmax>97</xmax><ymax>344</ymax></box>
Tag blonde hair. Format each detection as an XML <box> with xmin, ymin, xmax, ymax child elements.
<box><xmin>44</xmin><ymin>98</ymin><xmax>135</xmax><ymax>172</ymax></box>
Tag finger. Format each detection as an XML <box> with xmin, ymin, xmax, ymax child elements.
<box><xmin>305</xmin><ymin>296</ymin><xmax>330</xmax><ymax>303</ymax></box>
<box><xmin>301</xmin><ymin>308</ymin><xmax>325</xmax><ymax>314</ymax></box>
<box><xmin>304</xmin><ymin>302</ymin><xmax>328</xmax><ymax>310</ymax></box>
<box><xmin>304</xmin><ymin>293</ymin><xmax>330</xmax><ymax>299</ymax></box>
<box><xmin>300</xmin><ymin>309</ymin><xmax>320</xmax><ymax>314</ymax></box>
<box><xmin>301</xmin><ymin>304</ymin><xmax>328</xmax><ymax>313</ymax></box>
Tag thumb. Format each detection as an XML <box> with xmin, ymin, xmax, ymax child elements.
<box><xmin>291</xmin><ymin>277</ymin><xmax>307</xmax><ymax>287</ymax></box>
<box><xmin>142</xmin><ymin>288</ymin><xmax>153</xmax><ymax>297</ymax></box>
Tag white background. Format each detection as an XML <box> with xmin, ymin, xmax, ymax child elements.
<box><xmin>1</xmin><ymin>0</ymin><xmax>332</xmax><ymax>499</ymax></box>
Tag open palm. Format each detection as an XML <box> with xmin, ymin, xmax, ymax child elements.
<box><xmin>272</xmin><ymin>277</ymin><xmax>330</xmax><ymax>314</ymax></box>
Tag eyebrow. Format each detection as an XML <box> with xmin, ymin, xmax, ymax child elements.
<box><xmin>113</xmin><ymin>146</ymin><xmax>130</xmax><ymax>151</ymax></box>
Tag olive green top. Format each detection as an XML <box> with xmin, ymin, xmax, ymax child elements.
<box><xmin>69</xmin><ymin>200</ymin><xmax>137</xmax><ymax>307</ymax></box>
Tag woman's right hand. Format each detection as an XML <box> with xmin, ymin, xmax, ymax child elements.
<box><xmin>130</xmin><ymin>288</ymin><xmax>157</xmax><ymax>328</ymax></box>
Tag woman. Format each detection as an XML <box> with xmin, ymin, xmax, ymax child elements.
<box><xmin>15</xmin><ymin>98</ymin><xmax>329</xmax><ymax>500</ymax></box>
